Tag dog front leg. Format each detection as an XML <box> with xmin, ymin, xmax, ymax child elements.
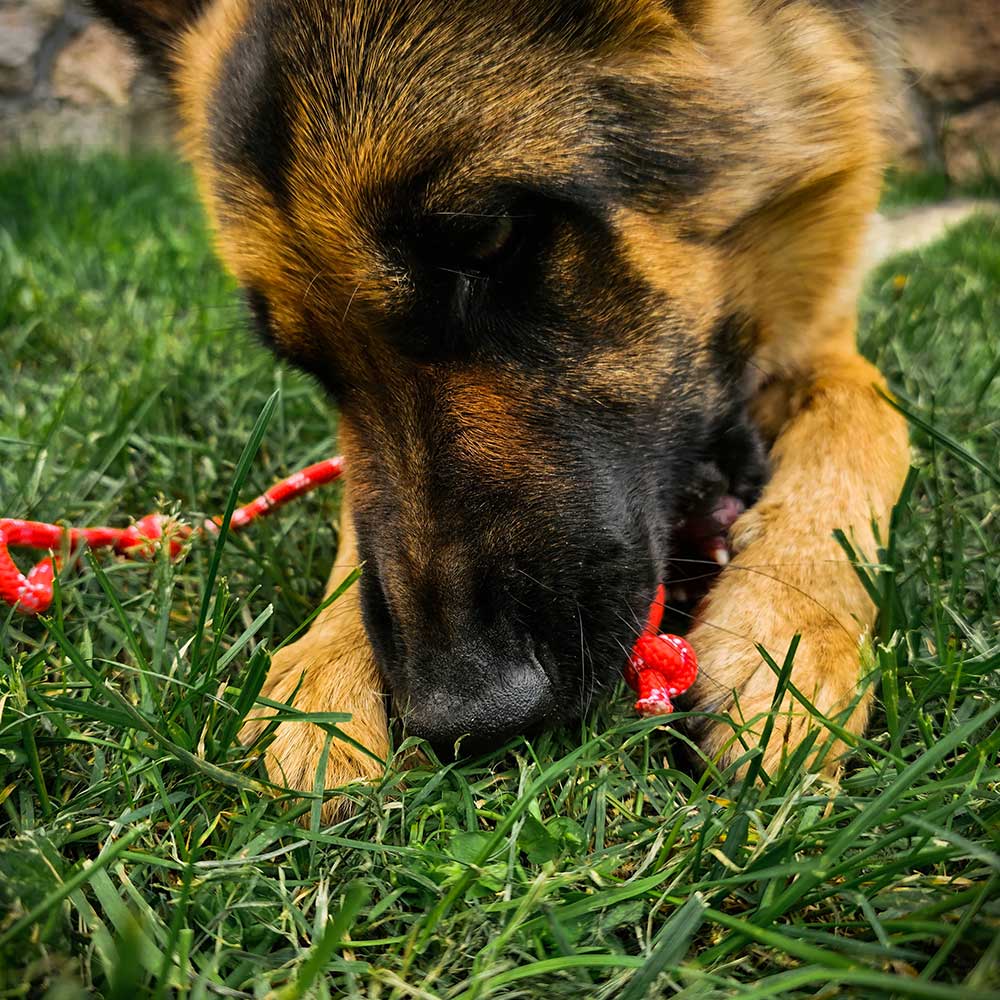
<box><xmin>685</xmin><ymin>344</ymin><xmax>910</xmax><ymax>773</ymax></box>
<box><xmin>240</xmin><ymin>493</ymin><xmax>389</xmax><ymax>819</ymax></box>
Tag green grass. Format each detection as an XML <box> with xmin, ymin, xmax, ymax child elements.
<box><xmin>1</xmin><ymin>151</ymin><xmax>998</xmax><ymax>998</ymax></box>
<box><xmin>879</xmin><ymin>168</ymin><xmax>1000</xmax><ymax>210</ymax></box>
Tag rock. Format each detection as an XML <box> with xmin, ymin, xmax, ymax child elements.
<box><xmin>51</xmin><ymin>21</ymin><xmax>139</xmax><ymax>107</ymax></box>
<box><xmin>0</xmin><ymin>6</ymin><xmax>56</xmax><ymax>96</ymax></box>
<box><xmin>892</xmin><ymin>84</ymin><xmax>944</xmax><ymax>174</ymax></box>
<box><xmin>33</xmin><ymin>0</ymin><xmax>66</xmax><ymax>18</ymax></box>
<box><xmin>870</xmin><ymin>200</ymin><xmax>1000</xmax><ymax>264</ymax></box>
<box><xmin>900</xmin><ymin>0</ymin><xmax>1000</xmax><ymax>107</ymax></box>
<box><xmin>0</xmin><ymin>97</ymin><xmax>175</xmax><ymax>153</ymax></box>
<box><xmin>943</xmin><ymin>100</ymin><xmax>1000</xmax><ymax>182</ymax></box>
<box><xmin>892</xmin><ymin>1</ymin><xmax>1000</xmax><ymax>179</ymax></box>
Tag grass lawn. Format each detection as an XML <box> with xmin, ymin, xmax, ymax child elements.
<box><xmin>1</xmin><ymin>152</ymin><xmax>998</xmax><ymax>998</ymax></box>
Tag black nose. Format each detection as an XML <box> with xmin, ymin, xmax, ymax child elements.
<box><xmin>403</xmin><ymin>660</ymin><xmax>556</xmax><ymax>751</ymax></box>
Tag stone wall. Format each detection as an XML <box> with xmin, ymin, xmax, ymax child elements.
<box><xmin>0</xmin><ymin>0</ymin><xmax>172</xmax><ymax>151</ymax></box>
<box><xmin>1</xmin><ymin>0</ymin><xmax>998</xmax><ymax>179</ymax></box>
<box><xmin>896</xmin><ymin>0</ymin><xmax>1000</xmax><ymax>180</ymax></box>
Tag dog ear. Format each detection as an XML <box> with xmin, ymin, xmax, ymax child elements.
<box><xmin>87</xmin><ymin>0</ymin><xmax>207</xmax><ymax>74</ymax></box>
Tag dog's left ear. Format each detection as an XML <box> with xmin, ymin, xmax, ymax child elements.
<box><xmin>87</xmin><ymin>0</ymin><xmax>208</xmax><ymax>75</ymax></box>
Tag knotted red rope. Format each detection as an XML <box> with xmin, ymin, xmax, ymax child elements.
<box><xmin>625</xmin><ymin>583</ymin><xmax>698</xmax><ymax>715</ymax></box>
<box><xmin>0</xmin><ymin>458</ymin><xmax>343</xmax><ymax>615</ymax></box>
<box><xmin>0</xmin><ymin>454</ymin><xmax>696</xmax><ymax>714</ymax></box>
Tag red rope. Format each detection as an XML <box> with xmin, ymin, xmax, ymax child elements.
<box><xmin>0</xmin><ymin>453</ymin><xmax>694</xmax><ymax>715</ymax></box>
<box><xmin>623</xmin><ymin>583</ymin><xmax>698</xmax><ymax>715</ymax></box>
<box><xmin>0</xmin><ymin>458</ymin><xmax>343</xmax><ymax>616</ymax></box>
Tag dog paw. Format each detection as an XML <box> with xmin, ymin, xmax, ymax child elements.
<box><xmin>240</xmin><ymin>633</ymin><xmax>390</xmax><ymax>823</ymax></box>
<box><xmin>682</xmin><ymin>536</ymin><xmax>873</xmax><ymax>776</ymax></box>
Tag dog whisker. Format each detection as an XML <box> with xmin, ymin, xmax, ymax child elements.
<box><xmin>341</xmin><ymin>281</ymin><xmax>362</xmax><ymax>323</ymax></box>
<box><xmin>301</xmin><ymin>269</ymin><xmax>326</xmax><ymax>307</ymax></box>
<box><xmin>430</xmin><ymin>210</ymin><xmax>533</xmax><ymax>219</ymax></box>
<box><xmin>435</xmin><ymin>266</ymin><xmax>489</xmax><ymax>282</ymax></box>
<box><xmin>668</xmin><ymin>556</ymin><xmax>878</xmax><ymax>567</ymax></box>
<box><xmin>610</xmin><ymin>607</ymin><xmax>649</xmax><ymax>643</ymax></box>
<box><xmin>514</xmin><ymin>566</ymin><xmax>558</xmax><ymax>596</ymax></box>
<box><xmin>672</xmin><ymin>562</ymin><xmax>855</xmax><ymax>640</ymax></box>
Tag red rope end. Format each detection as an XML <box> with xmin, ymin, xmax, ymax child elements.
<box><xmin>623</xmin><ymin>584</ymin><xmax>698</xmax><ymax>716</ymax></box>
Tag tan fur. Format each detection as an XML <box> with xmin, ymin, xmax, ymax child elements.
<box><xmin>239</xmin><ymin>495</ymin><xmax>389</xmax><ymax>820</ymax></box>
<box><xmin>687</xmin><ymin>344</ymin><xmax>909</xmax><ymax>771</ymax></box>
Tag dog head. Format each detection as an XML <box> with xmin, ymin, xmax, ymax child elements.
<box><xmin>96</xmin><ymin>0</ymin><xmax>777</xmax><ymax>749</ymax></box>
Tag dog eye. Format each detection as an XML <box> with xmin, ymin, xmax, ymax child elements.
<box><xmin>416</xmin><ymin>192</ymin><xmax>553</xmax><ymax>303</ymax></box>
<box><xmin>464</xmin><ymin>214</ymin><xmax>515</xmax><ymax>264</ymax></box>
<box><xmin>456</xmin><ymin>204</ymin><xmax>547</xmax><ymax>277</ymax></box>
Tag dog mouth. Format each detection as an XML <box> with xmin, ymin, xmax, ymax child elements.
<box><xmin>374</xmin><ymin>483</ymin><xmax>754</xmax><ymax>752</ymax></box>
<box><xmin>664</xmin><ymin>492</ymin><xmax>746</xmax><ymax>607</ymax></box>
<box><xmin>365</xmin><ymin>402</ymin><xmax>769</xmax><ymax>752</ymax></box>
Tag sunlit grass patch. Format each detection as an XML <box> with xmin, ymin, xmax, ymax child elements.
<box><xmin>1</xmin><ymin>153</ymin><xmax>998</xmax><ymax>997</ymax></box>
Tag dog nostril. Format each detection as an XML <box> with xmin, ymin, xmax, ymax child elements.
<box><xmin>404</xmin><ymin>661</ymin><xmax>555</xmax><ymax>751</ymax></box>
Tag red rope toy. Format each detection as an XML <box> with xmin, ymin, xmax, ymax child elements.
<box><xmin>0</xmin><ymin>456</ymin><xmax>695</xmax><ymax>716</ymax></box>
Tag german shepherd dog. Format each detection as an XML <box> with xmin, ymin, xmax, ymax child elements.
<box><xmin>92</xmin><ymin>0</ymin><xmax>910</xmax><ymax>815</ymax></box>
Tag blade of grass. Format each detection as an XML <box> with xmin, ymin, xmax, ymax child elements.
<box><xmin>619</xmin><ymin>892</ymin><xmax>708</xmax><ymax>1000</ymax></box>
<box><xmin>272</xmin><ymin>882</ymin><xmax>371</xmax><ymax>1000</ymax></box>
<box><xmin>189</xmin><ymin>389</ymin><xmax>279</xmax><ymax>679</ymax></box>
<box><xmin>883</xmin><ymin>391</ymin><xmax>1000</xmax><ymax>487</ymax></box>
<box><xmin>0</xmin><ymin>824</ymin><xmax>147</xmax><ymax>951</ymax></box>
